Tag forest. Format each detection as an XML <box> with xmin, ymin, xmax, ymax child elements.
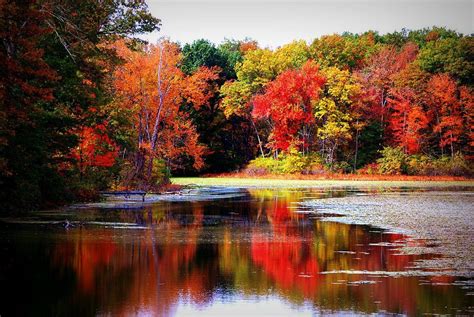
<box><xmin>1</xmin><ymin>1</ymin><xmax>473</xmax><ymax>211</ymax></box>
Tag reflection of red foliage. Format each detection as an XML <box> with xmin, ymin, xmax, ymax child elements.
<box><xmin>53</xmin><ymin>235</ymin><xmax>117</xmax><ymax>292</ymax></box>
<box><xmin>251</xmin><ymin>208</ymin><xmax>320</xmax><ymax>298</ymax></box>
<box><xmin>265</xmin><ymin>198</ymin><xmax>304</xmax><ymax>236</ymax></box>
<box><xmin>49</xmin><ymin>193</ymin><xmax>462</xmax><ymax>316</ymax></box>
<box><xmin>251</xmin><ymin>239</ymin><xmax>320</xmax><ymax>296</ymax></box>
<box><xmin>352</xmin><ymin>232</ymin><xmax>431</xmax><ymax>273</ymax></box>
<box><xmin>430</xmin><ymin>275</ymin><xmax>455</xmax><ymax>284</ymax></box>
<box><xmin>271</xmin><ymin>204</ymin><xmax>291</xmax><ymax>223</ymax></box>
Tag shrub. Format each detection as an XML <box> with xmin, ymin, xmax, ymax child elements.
<box><xmin>245</xmin><ymin>151</ymin><xmax>327</xmax><ymax>175</ymax></box>
<box><xmin>377</xmin><ymin>147</ymin><xmax>408</xmax><ymax>175</ymax></box>
<box><xmin>404</xmin><ymin>153</ymin><xmax>472</xmax><ymax>176</ymax></box>
<box><xmin>406</xmin><ymin>155</ymin><xmax>432</xmax><ymax>175</ymax></box>
<box><xmin>357</xmin><ymin>163</ymin><xmax>380</xmax><ymax>175</ymax></box>
<box><xmin>245</xmin><ymin>156</ymin><xmax>280</xmax><ymax>175</ymax></box>
<box><xmin>330</xmin><ymin>161</ymin><xmax>352</xmax><ymax>174</ymax></box>
<box><xmin>245</xmin><ymin>149</ymin><xmax>473</xmax><ymax>177</ymax></box>
<box><xmin>384</xmin><ymin>152</ymin><xmax>472</xmax><ymax>176</ymax></box>
<box><xmin>302</xmin><ymin>154</ymin><xmax>327</xmax><ymax>175</ymax></box>
<box><xmin>278</xmin><ymin>150</ymin><xmax>307</xmax><ymax>174</ymax></box>
<box><xmin>432</xmin><ymin>153</ymin><xmax>472</xmax><ymax>176</ymax></box>
<box><xmin>152</xmin><ymin>158</ymin><xmax>171</xmax><ymax>185</ymax></box>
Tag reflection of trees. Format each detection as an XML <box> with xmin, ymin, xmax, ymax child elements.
<box><xmin>50</xmin><ymin>203</ymin><xmax>218</xmax><ymax>316</ymax></box>
<box><xmin>42</xmin><ymin>188</ymin><xmax>468</xmax><ymax>315</ymax></box>
<box><xmin>249</xmin><ymin>195</ymin><xmax>320</xmax><ymax>300</ymax></box>
<box><xmin>312</xmin><ymin>222</ymin><xmax>426</xmax><ymax>273</ymax></box>
<box><xmin>52</xmin><ymin>232</ymin><xmax>117</xmax><ymax>293</ymax></box>
<box><xmin>244</xmin><ymin>190</ymin><xmax>465</xmax><ymax>314</ymax></box>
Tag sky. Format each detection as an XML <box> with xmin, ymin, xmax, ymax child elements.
<box><xmin>142</xmin><ymin>0</ymin><xmax>473</xmax><ymax>48</ymax></box>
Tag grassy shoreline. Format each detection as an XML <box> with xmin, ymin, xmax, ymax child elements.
<box><xmin>171</xmin><ymin>177</ymin><xmax>474</xmax><ymax>188</ymax></box>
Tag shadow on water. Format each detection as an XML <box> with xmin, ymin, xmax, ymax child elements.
<box><xmin>0</xmin><ymin>187</ymin><xmax>473</xmax><ymax>316</ymax></box>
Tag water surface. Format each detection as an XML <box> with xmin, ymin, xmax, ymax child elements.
<box><xmin>0</xmin><ymin>187</ymin><xmax>473</xmax><ymax>316</ymax></box>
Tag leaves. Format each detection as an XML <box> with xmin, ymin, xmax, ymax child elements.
<box><xmin>426</xmin><ymin>74</ymin><xmax>465</xmax><ymax>155</ymax></box>
<box><xmin>388</xmin><ymin>89</ymin><xmax>429</xmax><ymax>154</ymax></box>
<box><xmin>417</xmin><ymin>37</ymin><xmax>474</xmax><ymax>85</ymax></box>
<box><xmin>112</xmin><ymin>39</ymin><xmax>218</xmax><ymax>182</ymax></box>
<box><xmin>72</xmin><ymin>124</ymin><xmax>118</xmax><ymax>170</ymax></box>
<box><xmin>252</xmin><ymin>61</ymin><xmax>325</xmax><ymax>152</ymax></box>
<box><xmin>315</xmin><ymin>67</ymin><xmax>360</xmax><ymax>162</ymax></box>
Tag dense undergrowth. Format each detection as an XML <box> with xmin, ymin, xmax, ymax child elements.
<box><xmin>244</xmin><ymin>147</ymin><xmax>473</xmax><ymax>177</ymax></box>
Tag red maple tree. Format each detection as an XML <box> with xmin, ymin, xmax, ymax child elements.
<box><xmin>72</xmin><ymin>124</ymin><xmax>118</xmax><ymax>173</ymax></box>
<box><xmin>388</xmin><ymin>89</ymin><xmax>429</xmax><ymax>154</ymax></box>
<box><xmin>426</xmin><ymin>74</ymin><xmax>464</xmax><ymax>156</ymax></box>
<box><xmin>252</xmin><ymin>60</ymin><xmax>325</xmax><ymax>152</ymax></box>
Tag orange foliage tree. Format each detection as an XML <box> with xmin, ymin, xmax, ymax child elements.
<box><xmin>426</xmin><ymin>74</ymin><xmax>467</xmax><ymax>157</ymax></box>
<box><xmin>359</xmin><ymin>43</ymin><xmax>419</xmax><ymax>132</ymax></box>
<box><xmin>112</xmin><ymin>40</ymin><xmax>219</xmax><ymax>186</ymax></box>
<box><xmin>459</xmin><ymin>86</ymin><xmax>474</xmax><ymax>152</ymax></box>
<box><xmin>71</xmin><ymin>124</ymin><xmax>118</xmax><ymax>175</ymax></box>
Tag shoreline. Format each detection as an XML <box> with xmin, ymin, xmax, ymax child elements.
<box><xmin>202</xmin><ymin>172</ymin><xmax>472</xmax><ymax>181</ymax></box>
<box><xmin>171</xmin><ymin>176</ymin><xmax>474</xmax><ymax>188</ymax></box>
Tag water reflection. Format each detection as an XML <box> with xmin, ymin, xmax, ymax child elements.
<box><xmin>0</xmin><ymin>188</ymin><xmax>472</xmax><ymax>316</ymax></box>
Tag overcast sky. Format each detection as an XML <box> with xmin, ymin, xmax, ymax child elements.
<box><xmin>142</xmin><ymin>0</ymin><xmax>473</xmax><ymax>48</ymax></box>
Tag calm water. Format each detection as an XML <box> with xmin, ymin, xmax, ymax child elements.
<box><xmin>0</xmin><ymin>188</ymin><xmax>473</xmax><ymax>316</ymax></box>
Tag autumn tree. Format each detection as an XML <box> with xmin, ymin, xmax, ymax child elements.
<box><xmin>0</xmin><ymin>1</ymin><xmax>59</xmax><ymax>209</ymax></box>
<box><xmin>310</xmin><ymin>33</ymin><xmax>376</xmax><ymax>70</ymax></box>
<box><xmin>358</xmin><ymin>42</ymin><xmax>419</xmax><ymax>138</ymax></box>
<box><xmin>223</xmin><ymin>40</ymin><xmax>311</xmax><ymax>107</ymax></box>
<box><xmin>387</xmin><ymin>89</ymin><xmax>429</xmax><ymax>154</ymax></box>
<box><xmin>71</xmin><ymin>124</ymin><xmax>119</xmax><ymax>177</ymax></box>
<box><xmin>315</xmin><ymin>67</ymin><xmax>361</xmax><ymax>164</ymax></box>
<box><xmin>417</xmin><ymin>37</ymin><xmax>473</xmax><ymax>85</ymax></box>
<box><xmin>379</xmin><ymin>27</ymin><xmax>462</xmax><ymax>48</ymax></box>
<box><xmin>239</xmin><ymin>39</ymin><xmax>259</xmax><ymax>55</ymax></box>
<box><xmin>459</xmin><ymin>86</ymin><xmax>474</xmax><ymax>154</ymax></box>
<box><xmin>179</xmin><ymin>39</ymin><xmax>257</xmax><ymax>173</ymax></box>
<box><xmin>0</xmin><ymin>0</ymin><xmax>160</xmax><ymax>210</ymax></box>
<box><xmin>252</xmin><ymin>61</ymin><xmax>325</xmax><ymax>153</ymax></box>
<box><xmin>426</xmin><ymin>74</ymin><xmax>466</xmax><ymax>157</ymax></box>
<box><xmin>113</xmin><ymin>40</ymin><xmax>218</xmax><ymax>187</ymax></box>
<box><xmin>220</xmin><ymin>41</ymin><xmax>312</xmax><ymax>157</ymax></box>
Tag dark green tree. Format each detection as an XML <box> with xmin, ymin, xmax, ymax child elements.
<box><xmin>181</xmin><ymin>39</ymin><xmax>240</xmax><ymax>80</ymax></box>
<box><xmin>179</xmin><ymin>39</ymin><xmax>255</xmax><ymax>173</ymax></box>
<box><xmin>417</xmin><ymin>37</ymin><xmax>474</xmax><ymax>85</ymax></box>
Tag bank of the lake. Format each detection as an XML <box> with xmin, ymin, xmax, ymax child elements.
<box><xmin>172</xmin><ymin>177</ymin><xmax>474</xmax><ymax>188</ymax></box>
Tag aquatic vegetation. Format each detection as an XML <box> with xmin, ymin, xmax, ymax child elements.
<box><xmin>301</xmin><ymin>191</ymin><xmax>474</xmax><ymax>274</ymax></box>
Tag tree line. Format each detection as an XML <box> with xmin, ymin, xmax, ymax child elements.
<box><xmin>1</xmin><ymin>1</ymin><xmax>473</xmax><ymax>211</ymax></box>
<box><xmin>1</xmin><ymin>0</ymin><xmax>160</xmax><ymax>210</ymax></box>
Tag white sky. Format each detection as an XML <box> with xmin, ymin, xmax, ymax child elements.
<box><xmin>142</xmin><ymin>0</ymin><xmax>474</xmax><ymax>48</ymax></box>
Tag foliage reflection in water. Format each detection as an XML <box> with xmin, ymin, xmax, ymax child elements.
<box><xmin>0</xmin><ymin>188</ymin><xmax>472</xmax><ymax>316</ymax></box>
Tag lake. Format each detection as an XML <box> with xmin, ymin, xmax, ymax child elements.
<box><xmin>0</xmin><ymin>186</ymin><xmax>473</xmax><ymax>316</ymax></box>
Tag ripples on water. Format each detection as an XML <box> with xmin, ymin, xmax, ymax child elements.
<box><xmin>0</xmin><ymin>187</ymin><xmax>473</xmax><ymax>316</ymax></box>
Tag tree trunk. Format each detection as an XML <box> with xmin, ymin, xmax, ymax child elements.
<box><xmin>450</xmin><ymin>131</ymin><xmax>454</xmax><ymax>158</ymax></box>
<box><xmin>251</xmin><ymin>117</ymin><xmax>265</xmax><ymax>158</ymax></box>
<box><xmin>354</xmin><ymin>125</ymin><xmax>360</xmax><ymax>170</ymax></box>
<box><xmin>147</xmin><ymin>44</ymin><xmax>165</xmax><ymax>182</ymax></box>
